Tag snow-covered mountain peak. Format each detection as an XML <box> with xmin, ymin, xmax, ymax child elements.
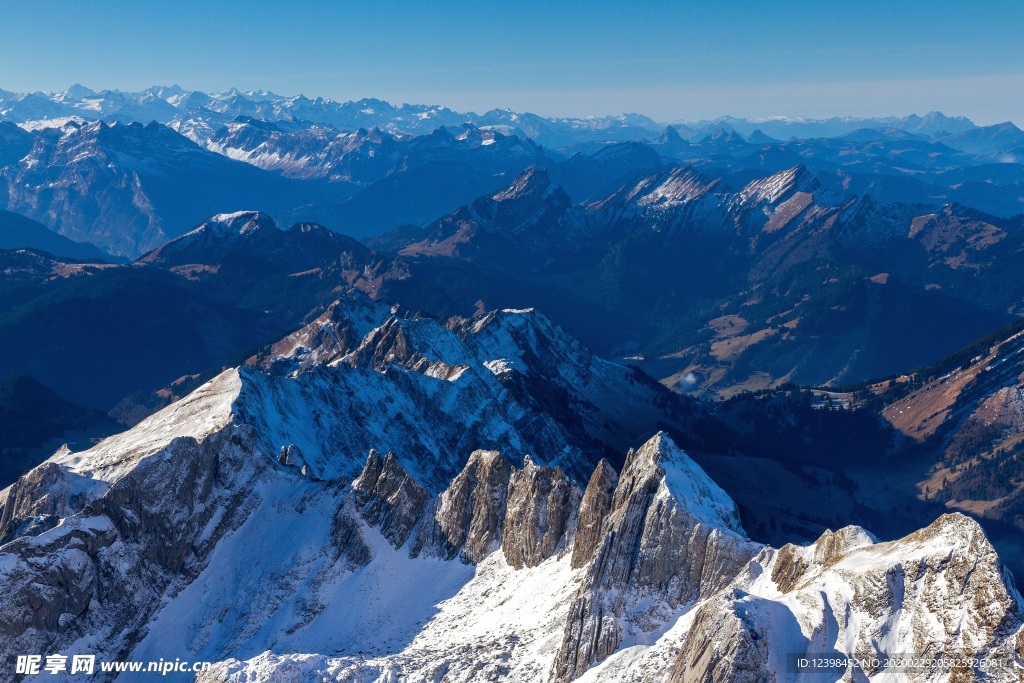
<box><xmin>258</xmin><ymin>299</ymin><xmax>571</xmax><ymax>384</ymax></box>
<box><xmin>465</xmin><ymin>305</ymin><xmax>541</xmax><ymax>335</ymax></box>
<box><xmin>225</xmin><ymin>297</ymin><xmax>694</xmax><ymax>487</ymax></box>
<box><xmin>133</xmin><ymin>211</ymin><xmax>277</xmax><ymax>265</ymax></box>
<box><xmin>3</xmin><ymin>305</ymin><xmax>1024</xmax><ymax>681</ymax></box>
<box><xmin>346</xmin><ymin>313</ymin><xmax>475</xmax><ymax>377</ymax></box>
<box><xmin>202</xmin><ymin>210</ymin><xmax>275</xmax><ymax>236</ymax></box>
<box><xmin>59</xmin><ymin>83</ymin><xmax>98</xmax><ymax>101</ymax></box>
<box><xmin>254</xmin><ymin>296</ymin><xmax>392</xmax><ymax>374</ymax></box>
<box><xmin>627</xmin><ymin>431</ymin><xmax>746</xmax><ymax>536</ymax></box>
<box><xmin>626</xmin><ymin>165</ymin><xmax>718</xmax><ymax>207</ymax></box>
<box><xmin>808</xmin><ymin>523</ymin><xmax>878</xmax><ymax>561</ymax></box>
<box><xmin>456</xmin><ymin>306</ymin><xmax>596</xmax><ymax>385</ymax></box>
<box><xmin>738</xmin><ymin>164</ymin><xmax>819</xmax><ymax>205</ymax></box>
<box><xmin>136</xmin><ymin>211</ymin><xmax>378</xmax><ymax>275</ymax></box>
<box><xmin>747</xmin><ymin>511</ymin><xmax>1010</xmax><ymax>604</ymax></box>
<box><xmin>491</xmin><ymin>166</ymin><xmax>551</xmax><ymax>202</ymax></box>
<box><xmin>899</xmin><ymin>510</ymin><xmax>996</xmax><ymax>553</ymax></box>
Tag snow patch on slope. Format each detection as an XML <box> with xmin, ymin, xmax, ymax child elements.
<box><xmin>202</xmin><ymin>548</ymin><xmax>582</xmax><ymax>682</ymax></box>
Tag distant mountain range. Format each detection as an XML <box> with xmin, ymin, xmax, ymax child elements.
<box><xmin>2</xmin><ymin>84</ymin><xmax>1020</xmax><ymax>149</ymax></box>
<box><xmin>2</xmin><ymin>157</ymin><xmax>1022</xmax><ymax>412</ymax></box>
<box><xmin>0</xmin><ymin>119</ymin><xmax>346</xmax><ymax>257</ymax></box>
<box><xmin>0</xmin><ymin>111</ymin><xmax>1021</xmax><ymax>259</ymax></box>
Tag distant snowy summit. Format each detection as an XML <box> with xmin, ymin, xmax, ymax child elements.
<box><xmin>0</xmin><ymin>84</ymin><xmax>988</xmax><ymax>142</ymax></box>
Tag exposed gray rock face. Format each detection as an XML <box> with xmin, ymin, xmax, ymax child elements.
<box><xmin>0</xmin><ymin>428</ymin><xmax>259</xmax><ymax>662</ymax></box>
<box><xmin>330</xmin><ymin>499</ymin><xmax>374</xmax><ymax>569</ymax></box>
<box><xmin>352</xmin><ymin>449</ymin><xmax>429</xmax><ymax>549</ymax></box>
<box><xmin>351</xmin><ymin>448</ymin><xmax>581</xmax><ymax>568</ymax></box>
<box><xmin>411</xmin><ymin>450</ymin><xmax>511</xmax><ymax>563</ymax></box>
<box><xmin>253</xmin><ymin>296</ymin><xmax>392</xmax><ymax>375</ymax></box>
<box><xmin>0</xmin><ymin>425</ymin><xmax>376</xmax><ymax>677</ymax></box>
<box><xmin>667</xmin><ymin>590</ymin><xmax>775</xmax><ymax>683</ymax></box>
<box><xmin>552</xmin><ymin>433</ymin><xmax>760</xmax><ymax>682</ymax></box>
<box><xmin>502</xmin><ymin>456</ymin><xmax>581</xmax><ymax>569</ymax></box>
<box><xmin>766</xmin><ymin>524</ymin><xmax>876</xmax><ymax>594</ymax></box>
<box><xmin>570</xmin><ymin>458</ymin><xmax>618</xmax><ymax>569</ymax></box>
<box><xmin>277</xmin><ymin>443</ymin><xmax>308</xmax><ymax>472</ymax></box>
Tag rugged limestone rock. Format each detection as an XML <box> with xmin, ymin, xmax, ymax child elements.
<box><xmin>673</xmin><ymin>513</ymin><xmax>1024</xmax><ymax>683</ymax></box>
<box><xmin>278</xmin><ymin>443</ymin><xmax>309</xmax><ymax>472</ymax></box>
<box><xmin>352</xmin><ymin>449</ymin><xmax>429</xmax><ymax>548</ymax></box>
<box><xmin>233</xmin><ymin>303</ymin><xmax>696</xmax><ymax>491</ymax></box>
<box><xmin>253</xmin><ymin>297</ymin><xmax>392</xmax><ymax>375</ymax></box>
<box><xmin>347</xmin><ymin>315</ymin><xmax>469</xmax><ymax>380</ymax></box>
<box><xmin>570</xmin><ymin>458</ymin><xmax>618</xmax><ymax>569</ymax></box>
<box><xmin>502</xmin><ymin>456</ymin><xmax>581</xmax><ymax>569</ymax></box>
<box><xmin>0</xmin><ymin>427</ymin><xmax>256</xmax><ymax>661</ymax></box>
<box><xmin>552</xmin><ymin>433</ymin><xmax>760</xmax><ymax>682</ymax></box>
<box><xmin>412</xmin><ymin>450</ymin><xmax>511</xmax><ymax>563</ymax></box>
<box><xmin>4</xmin><ymin>309</ymin><xmax>1024</xmax><ymax>683</ymax></box>
<box><xmin>768</xmin><ymin>524</ymin><xmax>876</xmax><ymax>593</ymax></box>
<box><xmin>668</xmin><ymin>591</ymin><xmax>775</xmax><ymax>683</ymax></box>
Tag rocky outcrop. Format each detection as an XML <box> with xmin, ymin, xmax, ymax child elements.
<box><xmin>501</xmin><ymin>456</ymin><xmax>581</xmax><ymax>569</ymax></box>
<box><xmin>411</xmin><ymin>450</ymin><xmax>512</xmax><ymax>563</ymax></box>
<box><xmin>668</xmin><ymin>590</ymin><xmax>776</xmax><ymax>683</ymax></box>
<box><xmin>353</xmin><ymin>448</ymin><xmax>581</xmax><ymax>568</ymax></box>
<box><xmin>552</xmin><ymin>433</ymin><xmax>760</xmax><ymax>682</ymax></box>
<box><xmin>330</xmin><ymin>500</ymin><xmax>374</xmax><ymax>569</ymax></box>
<box><xmin>352</xmin><ymin>449</ymin><xmax>429</xmax><ymax>549</ymax></box>
<box><xmin>768</xmin><ymin>524</ymin><xmax>876</xmax><ymax>593</ymax></box>
<box><xmin>570</xmin><ymin>458</ymin><xmax>618</xmax><ymax>569</ymax></box>
<box><xmin>0</xmin><ymin>427</ymin><xmax>260</xmax><ymax>662</ymax></box>
<box><xmin>669</xmin><ymin>513</ymin><xmax>1024</xmax><ymax>683</ymax></box>
<box><xmin>255</xmin><ymin>300</ymin><xmax>377</xmax><ymax>375</ymax></box>
<box><xmin>277</xmin><ymin>443</ymin><xmax>313</xmax><ymax>478</ymax></box>
<box><xmin>347</xmin><ymin>316</ymin><xmax>470</xmax><ymax>380</ymax></box>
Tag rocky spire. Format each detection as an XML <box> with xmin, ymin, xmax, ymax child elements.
<box><xmin>352</xmin><ymin>449</ymin><xmax>429</xmax><ymax>549</ymax></box>
<box><xmin>411</xmin><ymin>450</ymin><xmax>512</xmax><ymax>563</ymax></box>
<box><xmin>551</xmin><ymin>432</ymin><xmax>760</xmax><ymax>681</ymax></box>
<box><xmin>501</xmin><ymin>456</ymin><xmax>581</xmax><ymax>569</ymax></box>
<box><xmin>569</xmin><ymin>458</ymin><xmax>618</xmax><ymax>569</ymax></box>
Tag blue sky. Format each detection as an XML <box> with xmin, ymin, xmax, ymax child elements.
<box><xmin>1</xmin><ymin>0</ymin><xmax>1021</xmax><ymax>123</ymax></box>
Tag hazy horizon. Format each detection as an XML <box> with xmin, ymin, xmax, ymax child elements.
<box><xmin>2</xmin><ymin>1</ymin><xmax>1020</xmax><ymax>126</ymax></box>
<box><xmin>2</xmin><ymin>81</ymin><xmax>1019</xmax><ymax>129</ymax></box>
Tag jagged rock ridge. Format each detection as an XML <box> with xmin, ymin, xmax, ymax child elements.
<box><xmin>0</xmin><ymin>302</ymin><xmax>1022</xmax><ymax>682</ymax></box>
